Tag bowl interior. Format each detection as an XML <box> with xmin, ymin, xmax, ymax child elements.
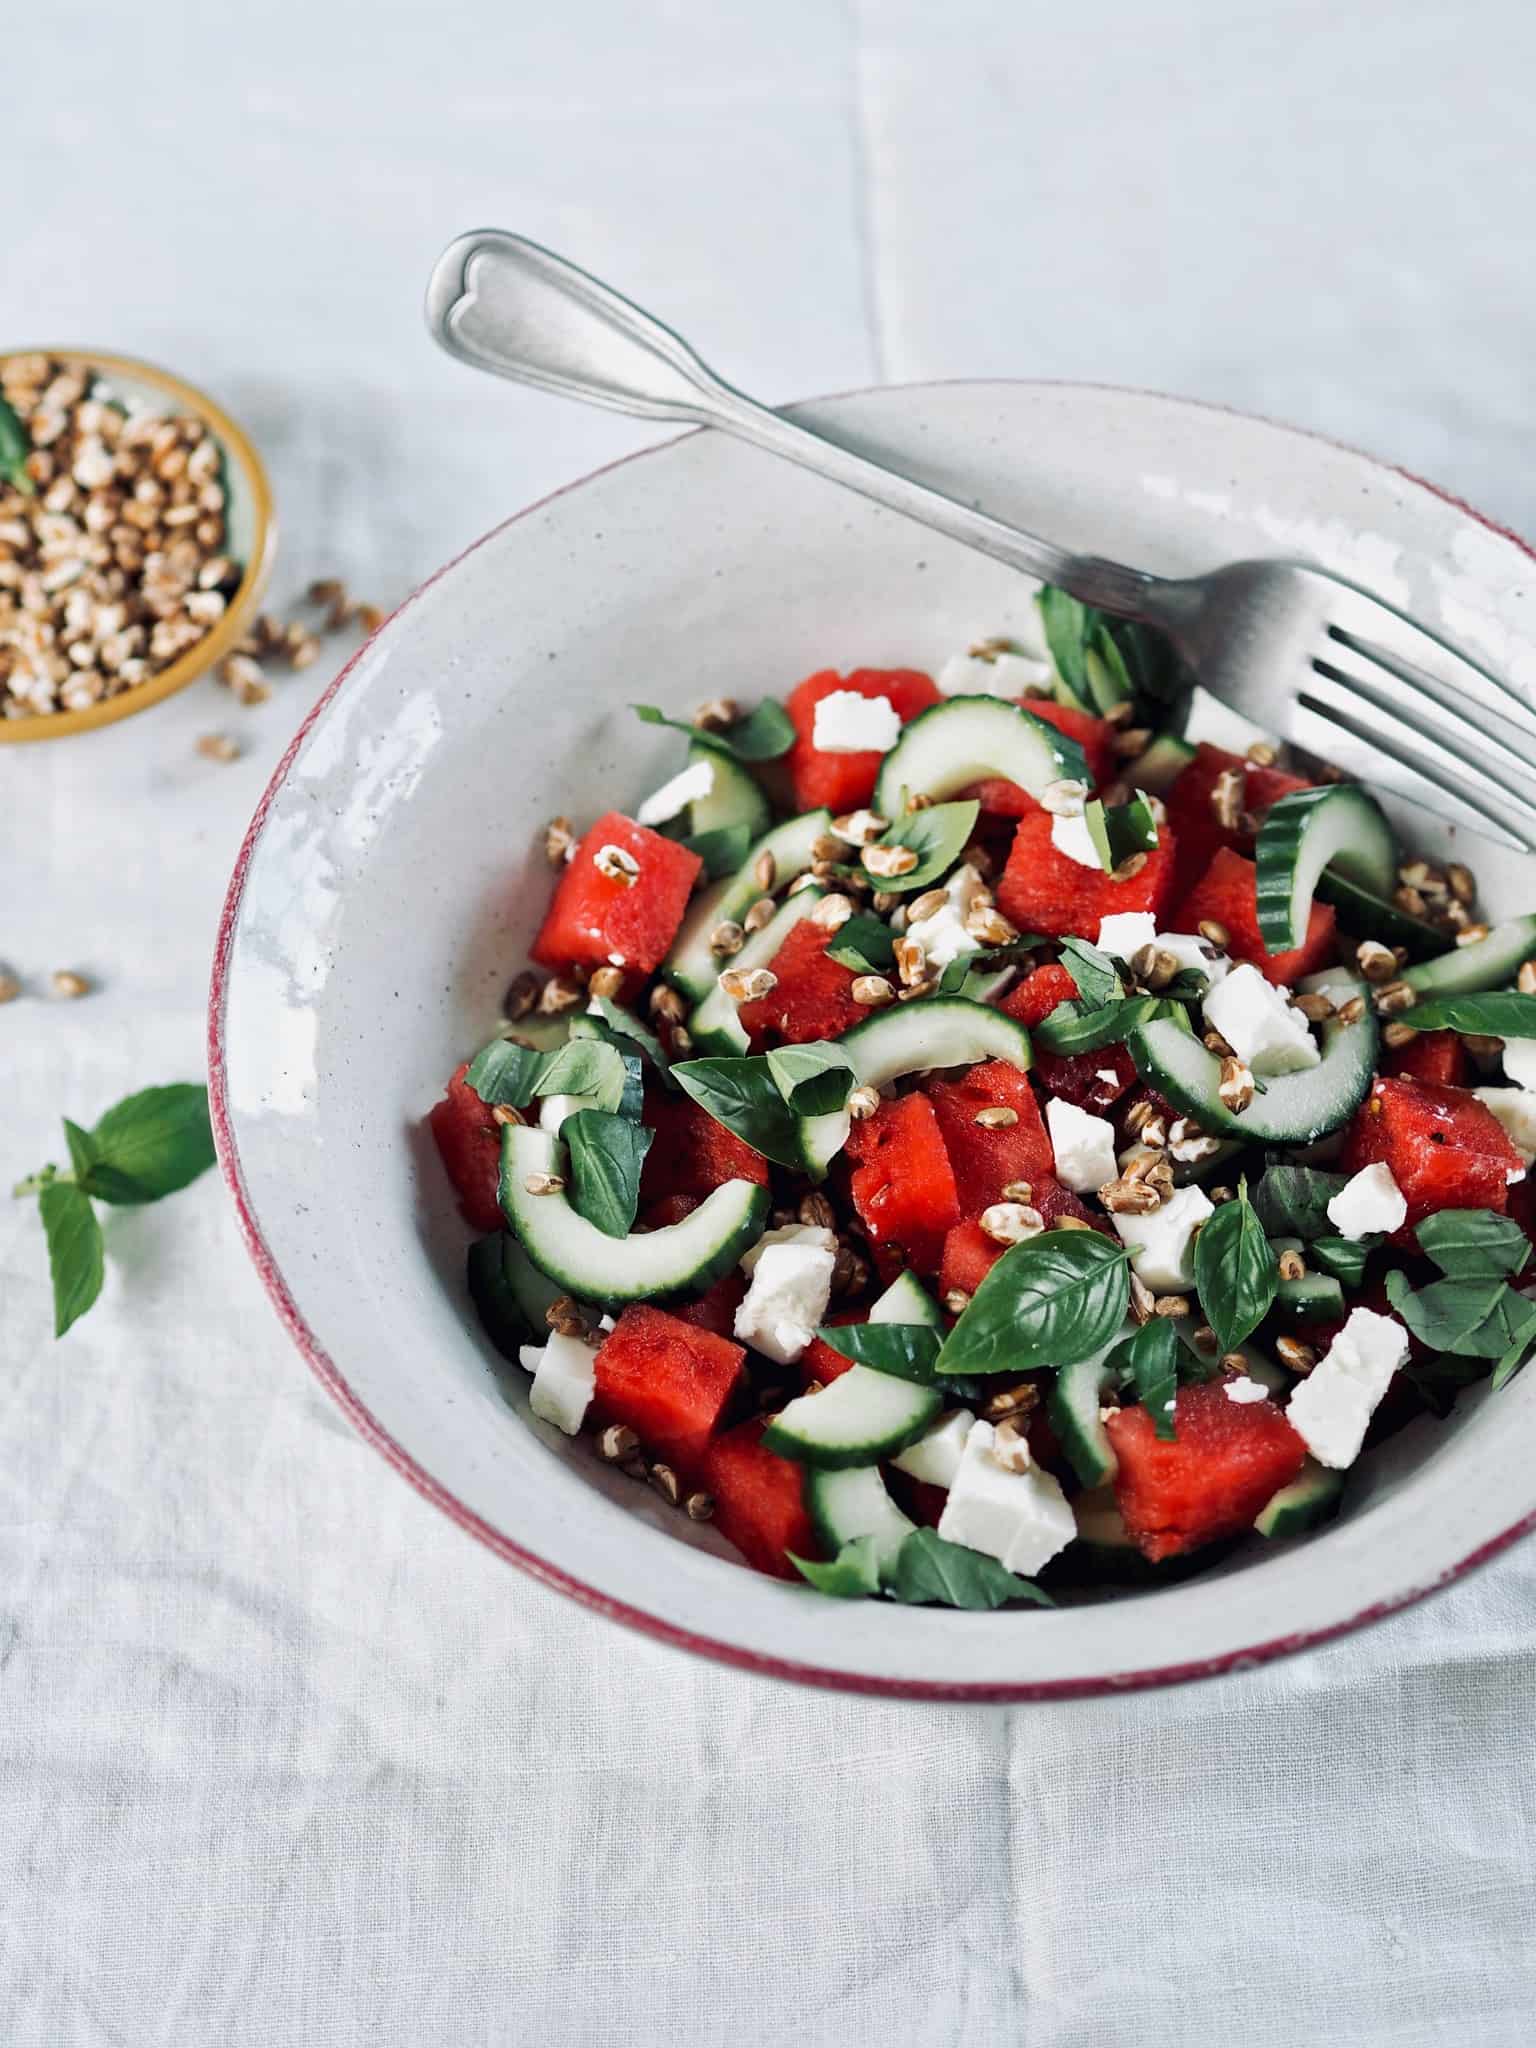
<box><xmin>215</xmin><ymin>381</ymin><xmax>1536</xmax><ymax>1696</ymax></box>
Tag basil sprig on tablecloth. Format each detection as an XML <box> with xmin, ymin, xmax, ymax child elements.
<box><xmin>938</xmin><ymin>1229</ymin><xmax>1130</xmax><ymax>1376</ymax></box>
<box><xmin>1105</xmin><ymin>1319</ymin><xmax>1182</xmax><ymax>1440</ymax></box>
<box><xmin>563</xmin><ymin>1109</ymin><xmax>653</xmax><ymax>1238</ymax></box>
<box><xmin>15</xmin><ymin>1084</ymin><xmax>217</xmax><ymax>1336</ymax></box>
<box><xmin>793</xmin><ymin>1529</ymin><xmax>1055</xmax><ymax>1609</ymax></box>
<box><xmin>814</xmin><ymin>1321</ymin><xmax>943</xmax><ymax>1384</ymax></box>
<box><xmin>861</xmin><ymin>801</ymin><xmax>980</xmax><ymax>895</ymax></box>
<box><xmin>1399</xmin><ymin>992</ymin><xmax>1536</xmax><ymax>1038</ymax></box>
<box><xmin>1194</xmin><ymin>1182</ymin><xmax>1279</xmax><ymax>1354</ymax></box>
<box><xmin>632</xmin><ymin>698</ymin><xmax>794</xmax><ymax>761</ymax></box>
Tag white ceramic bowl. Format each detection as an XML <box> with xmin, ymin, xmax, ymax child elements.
<box><xmin>211</xmin><ymin>381</ymin><xmax>1536</xmax><ymax>1699</ymax></box>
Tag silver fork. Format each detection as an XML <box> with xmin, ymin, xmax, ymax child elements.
<box><xmin>425</xmin><ymin>229</ymin><xmax>1536</xmax><ymax>856</ymax></box>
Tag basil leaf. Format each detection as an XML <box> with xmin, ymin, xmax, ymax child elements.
<box><xmin>1310</xmin><ymin>1234</ymin><xmax>1379</xmax><ymax>1286</ymax></box>
<box><xmin>466</xmin><ymin>1233</ymin><xmax>536</xmax><ymax>1362</ymax></box>
<box><xmin>1054</xmin><ymin>936</ymin><xmax>1122</xmax><ymax>1008</ymax></box>
<box><xmin>591</xmin><ymin>995</ymin><xmax>674</xmax><ymax>1084</ymax></box>
<box><xmin>633</xmin><ymin>699</ymin><xmax>793</xmax><ymax>762</ymax></box>
<box><xmin>1037</xmin><ymin>586</ymin><xmax>1092</xmax><ymax>701</ymax></box>
<box><xmin>790</xmin><ymin>1537</ymin><xmax>882</xmax><ymax>1598</ymax></box>
<box><xmin>1402</xmin><ymin>992</ymin><xmax>1536</xmax><ymax>1038</ymax></box>
<box><xmin>1034</xmin><ymin>995</ymin><xmax>1162</xmax><ymax>1055</ymax></box>
<box><xmin>563</xmin><ymin>1110</ymin><xmax>652</xmax><ymax>1238</ymax></box>
<box><xmin>766</xmin><ymin>1041</ymin><xmax>854</xmax><ymax>1117</ymax></box>
<box><xmin>827</xmin><ymin>913</ymin><xmax>897</xmax><ymax>974</ymax></box>
<box><xmin>62</xmin><ymin>1118</ymin><xmax>99</xmax><ymax>1186</ymax></box>
<box><xmin>1402</xmin><ymin>1351</ymin><xmax>1490</xmax><ymax>1417</ymax></box>
<box><xmin>862</xmin><ymin>800</ymin><xmax>980</xmax><ymax>895</ymax></box>
<box><xmin>0</xmin><ymin>392</ymin><xmax>33</xmax><ymax>495</ymax></box>
<box><xmin>1251</xmin><ymin>1164</ymin><xmax>1348</xmax><ymax>1241</ymax></box>
<box><xmin>884</xmin><ymin>1528</ymin><xmax>1055</xmax><ymax>1610</ymax></box>
<box><xmin>672</xmin><ymin>1055</ymin><xmax>807</xmax><ymax>1171</ymax></box>
<box><xmin>1492</xmin><ymin>1302</ymin><xmax>1536</xmax><ymax>1391</ymax></box>
<box><xmin>465</xmin><ymin>1038</ymin><xmax>546</xmax><ymax>1108</ymax></box>
<box><xmin>814</xmin><ymin>1321</ymin><xmax>942</xmax><ymax>1384</ymax></box>
<box><xmin>1415</xmin><ymin>1208</ymin><xmax>1532</xmax><ymax>1281</ymax></box>
<box><xmin>534</xmin><ymin>1039</ymin><xmax>627</xmax><ymax>1111</ymax></box>
<box><xmin>83</xmin><ymin>1084</ymin><xmax>216</xmax><ymax>1205</ymax></box>
<box><xmin>1384</xmin><ymin>1269</ymin><xmax>1511</xmax><ymax>1355</ymax></box>
<box><xmin>1082</xmin><ymin>794</ymin><xmax>1160</xmax><ymax>874</ymax></box>
<box><xmin>1194</xmin><ymin>1184</ymin><xmax>1278</xmax><ymax>1354</ymax></box>
<box><xmin>1035</xmin><ymin>588</ymin><xmax>1182</xmax><ymax>720</ymax></box>
<box><xmin>938</xmin><ymin>1229</ymin><xmax>1130</xmax><ymax>1376</ymax></box>
<box><xmin>685</xmin><ymin>824</ymin><xmax>753</xmax><ymax>878</ymax></box>
<box><xmin>1105</xmin><ymin>1319</ymin><xmax>1181</xmax><ymax>1439</ymax></box>
<box><xmin>39</xmin><ymin>1180</ymin><xmax>104</xmax><ymax>1337</ymax></box>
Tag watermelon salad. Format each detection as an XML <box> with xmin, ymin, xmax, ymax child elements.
<box><xmin>429</xmin><ymin>586</ymin><xmax>1536</xmax><ymax>1612</ymax></box>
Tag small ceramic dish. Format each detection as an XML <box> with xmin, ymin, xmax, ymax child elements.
<box><xmin>211</xmin><ymin>380</ymin><xmax>1536</xmax><ymax>1699</ymax></box>
<box><xmin>0</xmin><ymin>349</ymin><xmax>275</xmax><ymax>744</ymax></box>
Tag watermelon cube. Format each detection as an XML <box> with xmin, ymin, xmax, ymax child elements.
<box><xmin>784</xmin><ymin>667</ymin><xmax>941</xmax><ymax>814</ymax></box>
<box><xmin>1002</xmin><ymin>962</ymin><xmax>1079</xmax><ymax>1028</ymax></box>
<box><xmin>531</xmin><ymin>811</ymin><xmax>701</xmax><ymax>976</ymax></box>
<box><xmin>922</xmin><ymin>1059</ymin><xmax>1054</xmax><ymax>1215</ymax></box>
<box><xmin>795</xmin><ymin>1310</ymin><xmax>864</xmax><ymax>1388</ymax></box>
<box><xmin>937</xmin><ymin>1180</ymin><xmax>1109</xmax><ymax>1299</ymax></box>
<box><xmin>1034</xmin><ymin>1042</ymin><xmax>1138</xmax><ymax>1112</ymax></box>
<box><xmin>1165</xmin><ymin>741</ymin><xmax>1312</xmax><ymax>896</ymax></box>
<box><xmin>428</xmin><ymin>1061</ymin><xmax>505</xmax><ymax>1233</ymax></box>
<box><xmin>698</xmin><ymin>1418</ymin><xmax>819</xmax><ymax>1579</ymax></box>
<box><xmin>1341</xmin><ymin>1075</ymin><xmax>1523</xmax><ymax>1236</ymax></box>
<box><xmin>592</xmin><ymin>1305</ymin><xmax>746</xmax><ymax>1475</ymax></box>
<box><xmin>1383</xmin><ymin>1029</ymin><xmax>1468</xmax><ymax>1089</ymax></box>
<box><xmin>640</xmin><ymin>1089</ymin><xmax>771</xmax><ymax>1204</ymax></box>
<box><xmin>996</xmin><ymin>808</ymin><xmax>1177</xmax><ymax>941</ymax></box>
<box><xmin>1170</xmin><ymin>846</ymin><xmax>1337</xmax><ymax>987</ymax></box>
<box><xmin>664</xmin><ymin>1269</ymin><xmax>748</xmax><ymax>1342</ymax></box>
<box><xmin>1105</xmin><ymin>1380</ymin><xmax>1308</xmax><ymax>1561</ymax></box>
<box><xmin>845</xmin><ymin>1091</ymin><xmax>960</xmax><ymax>1278</ymax></box>
<box><xmin>737</xmin><ymin>919</ymin><xmax>865</xmax><ymax>1047</ymax></box>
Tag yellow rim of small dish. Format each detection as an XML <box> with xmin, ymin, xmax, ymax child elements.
<box><xmin>0</xmin><ymin>348</ymin><xmax>277</xmax><ymax>744</ymax></box>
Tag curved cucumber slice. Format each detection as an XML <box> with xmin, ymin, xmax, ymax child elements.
<box><xmin>1314</xmin><ymin>870</ymin><xmax>1449</xmax><ymax>963</ymax></box>
<box><xmin>763</xmin><ymin>1366</ymin><xmax>941</xmax><ymax>1470</ymax></box>
<box><xmin>500</xmin><ymin>1125</ymin><xmax>768</xmax><ymax>1303</ymax></box>
<box><xmin>870</xmin><ymin>1270</ymin><xmax>943</xmax><ymax>1328</ymax></box>
<box><xmin>873</xmin><ymin>698</ymin><xmax>1083</xmax><ymax>816</ymax></box>
<box><xmin>843</xmin><ymin>996</ymin><xmax>1032</xmax><ymax>1091</ymax></box>
<box><xmin>1134</xmin><ymin>732</ymin><xmax>1197</xmax><ymax>796</ymax></box>
<box><xmin>663</xmin><ymin>810</ymin><xmax>831</xmax><ymax>1002</ymax></box>
<box><xmin>1255</xmin><ymin>786</ymin><xmax>1397</xmax><ymax>952</ymax></box>
<box><xmin>1253</xmin><ymin>1456</ymin><xmax>1343</xmax><ymax>1538</ymax></box>
<box><xmin>1049</xmin><ymin>1346</ymin><xmax>1124</xmax><ymax>1487</ymax></box>
<box><xmin>1271</xmin><ymin>1239</ymin><xmax>1346</xmax><ymax>1324</ymax></box>
<box><xmin>1404</xmin><ymin>914</ymin><xmax>1536</xmax><ymax>997</ymax></box>
<box><xmin>685</xmin><ymin>740</ymin><xmax>770</xmax><ymax>845</ymax></box>
<box><xmin>805</xmin><ymin>1465</ymin><xmax>915</xmax><ymax>1572</ymax></box>
<box><xmin>688</xmin><ymin>885</ymin><xmax>826</xmax><ymax>1056</ymax></box>
<box><xmin>1130</xmin><ymin>969</ymin><xmax>1375</xmax><ymax>1144</ymax></box>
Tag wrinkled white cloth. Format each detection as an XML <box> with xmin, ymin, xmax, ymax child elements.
<box><xmin>6</xmin><ymin>3</ymin><xmax>1536</xmax><ymax>2043</ymax></box>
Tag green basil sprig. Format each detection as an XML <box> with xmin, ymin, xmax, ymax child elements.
<box><xmin>589</xmin><ymin>994</ymin><xmax>675</xmax><ymax>1084</ymax></box>
<box><xmin>0</xmin><ymin>393</ymin><xmax>34</xmax><ymax>495</ymax></box>
<box><xmin>1400</xmin><ymin>992</ymin><xmax>1536</xmax><ymax>1038</ymax></box>
<box><xmin>532</xmin><ymin>1038</ymin><xmax>629</xmax><ymax>1111</ymax></box>
<box><xmin>814</xmin><ymin>1321</ymin><xmax>943</xmax><ymax>1384</ymax></box>
<box><xmin>1415</xmin><ymin>1208</ymin><xmax>1532</xmax><ymax>1281</ymax></box>
<box><xmin>1034</xmin><ymin>995</ymin><xmax>1164</xmax><ymax>1056</ymax></box>
<box><xmin>563</xmin><ymin>1109</ymin><xmax>653</xmax><ymax>1238</ymax></box>
<box><xmin>862</xmin><ymin>800</ymin><xmax>980</xmax><ymax>895</ymax></box>
<box><xmin>1194</xmin><ymin>1182</ymin><xmax>1278</xmax><ymax>1354</ymax></box>
<box><xmin>1105</xmin><ymin>1318</ymin><xmax>1181</xmax><ymax>1440</ymax></box>
<box><xmin>1384</xmin><ymin>1269</ymin><xmax>1536</xmax><ymax>1391</ymax></box>
<box><xmin>1054</xmin><ymin>936</ymin><xmax>1122</xmax><ymax>1008</ymax></box>
<box><xmin>15</xmin><ymin>1084</ymin><xmax>217</xmax><ymax>1336</ymax></box>
<box><xmin>671</xmin><ymin>1054</ymin><xmax>807</xmax><ymax>1171</ymax></box>
<box><xmin>1035</xmin><ymin>586</ymin><xmax>1184</xmax><ymax>717</ymax></box>
<box><xmin>633</xmin><ymin>699</ymin><xmax>794</xmax><ymax>761</ymax></box>
<box><xmin>1309</xmin><ymin>1234</ymin><xmax>1379</xmax><ymax>1287</ymax></box>
<box><xmin>790</xmin><ymin>1539</ymin><xmax>883</xmax><ymax>1599</ymax></box>
<box><xmin>465</xmin><ymin>1038</ymin><xmax>546</xmax><ymax>1107</ymax></box>
<box><xmin>938</xmin><ymin>1229</ymin><xmax>1130</xmax><ymax>1377</ymax></box>
<box><xmin>1251</xmin><ymin>1164</ymin><xmax>1348</xmax><ymax>1241</ymax></box>
<box><xmin>765</xmin><ymin>1041</ymin><xmax>854</xmax><ymax>1117</ymax></box>
<box><xmin>686</xmin><ymin>824</ymin><xmax>753</xmax><ymax>877</ymax></box>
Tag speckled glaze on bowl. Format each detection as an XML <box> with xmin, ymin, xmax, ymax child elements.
<box><xmin>210</xmin><ymin>381</ymin><xmax>1536</xmax><ymax>1699</ymax></box>
<box><xmin>0</xmin><ymin>349</ymin><xmax>275</xmax><ymax>743</ymax></box>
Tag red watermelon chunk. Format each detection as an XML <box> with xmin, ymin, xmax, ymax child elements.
<box><xmin>737</xmin><ymin>919</ymin><xmax>865</xmax><ymax>1047</ymax></box>
<box><xmin>1018</xmin><ymin>698</ymin><xmax>1118</xmax><ymax>790</ymax></box>
<box><xmin>845</xmin><ymin>1091</ymin><xmax>960</xmax><ymax>1278</ymax></box>
<box><xmin>1383</xmin><ymin>1029</ymin><xmax>1469</xmax><ymax>1089</ymax></box>
<box><xmin>592</xmin><ymin>1305</ymin><xmax>745</xmax><ymax>1476</ymax></box>
<box><xmin>996</xmin><ymin>808</ymin><xmax>1177</xmax><ymax>941</ymax></box>
<box><xmin>1105</xmin><ymin>1380</ymin><xmax>1308</xmax><ymax>1561</ymax></box>
<box><xmin>937</xmin><ymin>1181</ymin><xmax>1109</xmax><ymax>1299</ymax></box>
<box><xmin>1165</xmin><ymin>742</ymin><xmax>1312</xmax><ymax>896</ymax></box>
<box><xmin>640</xmin><ymin>1090</ymin><xmax>770</xmax><ymax>1204</ymax></box>
<box><xmin>1034</xmin><ymin>1042</ymin><xmax>1139</xmax><ymax>1112</ymax></box>
<box><xmin>1341</xmin><ymin>1074</ymin><xmax>1522</xmax><ymax>1237</ymax></box>
<box><xmin>1003</xmin><ymin>962</ymin><xmax>1079</xmax><ymax>1028</ymax></box>
<box><xmin>796</xmin><ymin>1309</ymin><xmax>863</xmax><ymax>1388</ymax></box>
<box><xmin>1170</xmin><ymin>846</ymin><xmax>1338</xmax><ymax>986</ymax></box>
<box><xmin>699</xmin><ymin>1418</ymin><xmax>818</xmax><ymax>1579</ymax></box>
<box><xmin>784</xmin><ymin>667</ymin><xmax>940</xmax><ymax>814</ymax></box>
<box><xmin>665</xmin><ymin>1269</ymin><xmax>748</xmax><ymax>1341</ymax></box>
<box><xmin>922</xmin><ymin>1058</ymin><xmax>1054</xmax><ymax>1215</ymax></box>
<box><xmin>428</xmin><ymin>1061</ymin><xmax>505</xmax><ymax>1233</ymax></box>
<box><xmin>968</xmin><ymin>777</ymin><xmax>1039</xmax><ymax>820</ymax></box>
<box><xmin>531</xmin><ymin>811</ymin><xmax>701</xmax><ymax>976</ymax></box>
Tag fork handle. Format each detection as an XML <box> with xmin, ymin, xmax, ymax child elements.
<box><xmin>425</xmin><ymin>230</ymin><xmax>1161</xmax><ymax>619</ymax></box>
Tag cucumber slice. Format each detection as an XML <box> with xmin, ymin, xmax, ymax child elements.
<box><xmin>1271</xmin><ymin>1239</ymin><xmax>1346</xmax><ymax>1324</ymax></box>
<box><xmin>685</xmin><ymin>741</ymin><xmax>770</xmax><ymax>845</ymax></box>
<box><xmin>1404</xmin><ymin>914</ymin><xmax>1536</xmax><ymax>997</ymax></box>
<box><xmin>842</xmin><ymin>996</ymin><xmax>1033</xmax><ymax>1090</ymax></box>
<box><xmin>805</xmin><ymin>1465</ymin><xmax>915</xmax><ymax>1573</ymax></box>
<box><xmin>1130</xmin><ymin>969</ymin><xmax>1374</xmax><ymax>1144</ymax></box>
<box><xmin>1314</xmin><ymin>870</ymin><xmax>1449</xmax><ymax>963</ymax></box>
<box><xmin>1049</xmin><ymin>1343</ymin><xmax>1126</xmax><ymax>1487</ymax></box>
<box><xmin>662</xmin><ymin>810</ymin><xmax>831</xmax><ymax>1002</ymax></box>
<box><xmin>1133</xmin><ymin>732</ymin><xmax>1196</xmax><ymax>796</ymax></box>
<box><xmin>1254</xmin><ymin>786</ymin><xmax>1397</xmax><ymax>952</ymax></box>
<box><xmin>873</xmin><ymin>698</ymin><xmax>1083</xmax><ymax>816</ymax></box>
<box><xmin>500</xmin><ymin>1125</ymin><xmax>768</xmax><ymax>1303</ymax></box>
<box><xmin>763</xmin><ymin>1367</ymin><xmax>941</xmax><ymax>1470</ymax></box>
<box><xmin>466</xmin><ymin>1234</ymin><xmax>535</xmax><ymax>1361</ymax></box>
<box><xmin>688</xmin><ymin>885</ymin><xmax>827</xmax><ymax>1056</ymax></box>
<box><xmin>870</xmin><ymin>1270</ymin><xmax>943</xmax><ymax>1328</ymax></box>
<box><xmin>1253</xmin><ymin>1456</ymin><xmax>1343</xmax><ymax>1538</ymax></box>
<box><xmin>503</xmin><ymin>1234</ymin><xmax>569</xmax><ymax>1328</ymax></box>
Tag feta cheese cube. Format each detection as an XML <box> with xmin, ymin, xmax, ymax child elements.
<box><xmin>1096</xmin><ymin>912</ymin><xmax>1157</xmax><ymax>958</ymax></box>
<box><xmin>1155</xmin><ymin>930</ymin><xmax>1231</xmax><ymax>989</ymax></box>
<box><xmin>1326</xmin><ymin>1162</ymin><xmax>1407</xmax><ymax>1239</ymax></box>
<box><xmin>635</xmin><ymin>756</ymin><xmax>715</xmax><ymax>826</ymax></box>
<box><xmin>1222</xmin><ymin>1376</ymin><xmax>1271</xmax><ymax>1404</ymax></box>
<box><xmin>1046</xmin><ymin>1097</ymin><xmax>1119</xmax><ymax>1194</ymax></box>
<box><xmin>1110</xmin><ymin>1183</ymin><xmax>1214</xmax><ymax>1293</ymax></box>
<box><xmin>733</xmin><ymin>1240</ymin><xmax>836</xmax><ymax>1365</ymax></box>
<box><xmin>812</xmin><ymin>690</ymin><xmax>901</xmax><ymax>754</ymax></box>
<box><xmin>739</xmin><ymin>1222</ymin><xmax>838</xmax><ymax>1274</ymax></box>
<box><xmin>890</xmin><ymin>1407</ymin><xmax>977</xmax><ymax>1490</ymax></box>
<box><xmin>1203</xmin><ymin>963</ymin><xmax>1320</xmax><ymax>1077</ymax></box>
<box><xmin>936</xmin><ymin>1420</ymin><xmax>1076</xmax><ymax>1576</ymax></box>
<box><xmin>906</xmin><ymin>862</ymin><xmax>986</xmax><ymax>971</ymax></box>
<box><xmin>938</xmin><ymin>649</ymin><xmax>1054</xmax><ymax>697</ymax></box>
<box><xmin>1504</xmin><ymin>1040</ymin><xmax>1536</xmax><ymax>1092</ymax></box>
<box><xmin>1286</xmin><ymin>1306</ymin><xmax>1409</xmax><ymax>1468</ymax></box>
<box><xmin>1474</xmin><ymin>1087</ymin><xmax>1536</xmax><ymax>1164</ymax></box>
<box><xmin>539</xmin><ymin>1092</ymin><xmax>599</xmax><ymax>1136</ymax></box>
<box><xmin>519</xmin><ymin>1331</ymin><xmax>597</xmax><ymax>1435</ymax></box>
<box><xmin>1050</xmin><ymin>811</ymin><xmax>1103</xmax><ymax>870</ymax></box>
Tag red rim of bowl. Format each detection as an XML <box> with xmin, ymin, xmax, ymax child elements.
<box><xmin>208</xmin><ymin>378</ymin><xmax>1536</xmax><ymax>1700</ymax></box>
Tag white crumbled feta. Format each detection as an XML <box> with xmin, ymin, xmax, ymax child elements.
<box><xmin>733</xmin><ymin>1240</ymin><xmax>836</xmax><ymax>1366</ymax></box>
<box><xmin>1097</xmin><ymin>912</ymin><xmax>1156</xmax><ymax>958</ymax></box>
<box><xmin>1111</xmin><ymin>1183</ymin><xmax>1214</xmax><ymax>1293</ymax></box>
<box><xmin>1096</xmin><ymin>1067</ymin><xmax>1119</xmax><ymax>1086</ymax></box>
<box><xmin>906</xmin><ymin>862</ymin><xmax>986</xmax><ymax>972</ymax></box>
<box><xmin>812</xmin><ymin>690</ymin><xmax>901</xmax><ymax>754</ymax></box>
<box><xmin>1203</xmin><ymin>963</ymin><xmax>1321</xmax><ymax>1077</ymax></box>
<box><xmin>739</xmin><ymin>1223</ymin><xmax>838</xmax><ymax>1275</ymax></box>
<box><xmin>1503</xmin><ymin>1040</ymin><xmax>1536</xmax><ymax>1092</ymax></box>
<box><xmin>1046</xmin><ymin>1098</ymin><xmax>1119</xmax><ymax>1194</ymax></box>
<box><xmin>936</xmin><ymin>1420</ymin><xmax>1076</xmax><ymax>1576</ymax></box>
<box><xmin>1326</xmin><ymin>1162</ymin><xmax>1407</xmax><ymax>1239</ymax></box>
<box><xmin>538</xmin><ymin>1092</ymin><xmax>599</xmax><ymax>1136</ymax></box>
<box><xmin>1223</xmin><ymin>1376</ymin><xmax>1271</xmax><ymax>1405</ymax></box>
<box><xmin>1050</xmin><ymin>811</ymin><xmax>1103</xmax><ymax>869</ymax></box>
<box><xmin>1286</xmin><ymin>1306</ymin><xmax>1409</xmax><ymax>1469</ymax></box>
<box><xmin>939</xmin><ymin>649</ymin><xmax>1054</xmax><ymax>697</ymax></box>
<box><xmin>519</xmin><ymin>1331</ymin><xmax>597</xmax><ymax>1435</ymax></box>
<box><xmin>891</xmin><ymin>1408</ymin><xmax>977</xmax><ymax>1490</ymax></box>
<box><xmin>635</xmin><ymin>757</ymin><xmax>715</xmax><ymax>826</ymax></box>
<box><xmin>1474</xmin><ymin>1087</ymin><xmax>1536</xmax><ymax>1164</ymax></box>
<box><xmin>1155</xmin><ymin>930</ymin><xmax>1232</xmax><ymax>989</ymax></box>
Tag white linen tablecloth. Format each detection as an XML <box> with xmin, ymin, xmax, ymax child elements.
<box><xmin>6</xmin><ymin>4</ymin><xmax>1536</xmax><ymax>2041</ymax></box>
